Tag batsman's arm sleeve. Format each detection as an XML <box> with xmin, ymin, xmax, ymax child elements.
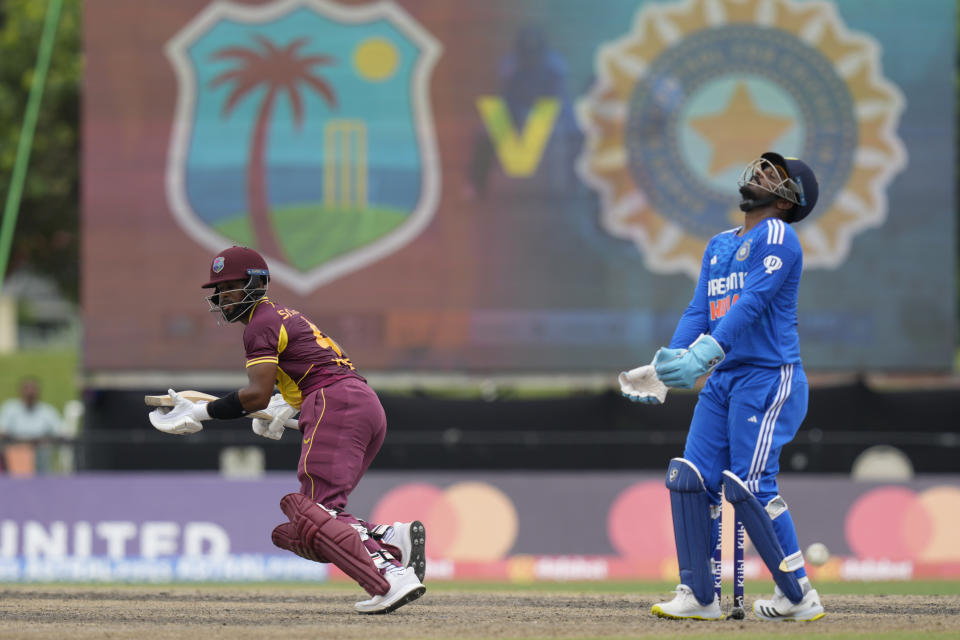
<box><xmin>669</xmin><ymin>245</ymin><xmax>712</xmax><ymax>349</ymax></box>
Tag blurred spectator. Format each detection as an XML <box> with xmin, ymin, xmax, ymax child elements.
<box><xmin>465</xmin><ymin>24</ymin><xmax>582</xmax><ymax>199</ymax></box>
<box><xmin>0</xmin><ymin>377</ymin><xmax>66</xmax><ymax>474</ymax></box>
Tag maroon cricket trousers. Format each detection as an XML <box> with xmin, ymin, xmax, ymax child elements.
<box><xmin>296</xmin><ymin>377</ymin><xmax>387</xmax><ymax>512</ymax></box>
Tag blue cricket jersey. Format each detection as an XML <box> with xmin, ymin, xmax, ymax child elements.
<box><xmin>668</xmin><ymin>217</ymin><xmax>803</xmax><ymax>370</ymax></box>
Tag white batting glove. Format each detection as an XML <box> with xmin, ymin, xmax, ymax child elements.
<box><xmin>149</xmin><ymin>389</ymin><xmax>209</xmax><ymax>435</ymax></box>
<box><xmin>618</xmin><ymin>361</ymin><xmax>669</xmax><ymax>405</ymax></box>
<box><xmin>251</xmin><ymin>394</ymin><xmax>296</xmax><ymax>440</ymax></box>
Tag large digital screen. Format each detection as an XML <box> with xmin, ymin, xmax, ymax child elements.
<box><xmin>82</xmin><ymin>0</ymin><xmax>956</xmax><ymax>374</ymax></box>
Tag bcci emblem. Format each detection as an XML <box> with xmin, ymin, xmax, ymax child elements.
<box><xmin>735</xmin><ymin>241</ymin><xmax>750</xmax><ymax>262</ymax></box>
<box><xmin>577</xmin><ymin>0</ymin><xmax>906</xmax><ymax>278</ymax></box>
<box><xmin>165</xmin><ymin>0</ymin><xmax>441</xmax><ymax>293</ymax></box>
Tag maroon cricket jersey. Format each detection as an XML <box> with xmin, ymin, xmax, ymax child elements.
<box><xmin>243</xmin><ymin>298</ymin><xmax>364</xmax><ymax>409</ymax></box>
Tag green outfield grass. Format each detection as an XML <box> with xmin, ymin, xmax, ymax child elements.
<box><xmin>52</xmin><ymin>578</ymin><xmax>955</xmax><ymax>596</ymax></box>
<box><xmin>418</xmin><ymin>579</ymin><xmax>960</xmax><ymax>596</ymax></box>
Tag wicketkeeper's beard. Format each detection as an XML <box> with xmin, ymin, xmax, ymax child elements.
<box><xmin>738</xmin><ymin>184</ymin><xmax>778</xmax><ymax>212</ymax></box>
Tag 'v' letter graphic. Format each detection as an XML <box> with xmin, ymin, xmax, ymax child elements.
<box><xmin>476</xmin><ymin>96</ymin><xmax>560</xmax><ymax>177</ymax></box>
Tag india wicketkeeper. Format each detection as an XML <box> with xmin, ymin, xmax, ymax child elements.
<box><xmin>626</xmin><ymin>152</ymin><xmax>826</xmax><ymax>621</ymax></box>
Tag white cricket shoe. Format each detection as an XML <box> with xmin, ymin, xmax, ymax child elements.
<box><xmin>753</xmin><ymin>586</ymin><xmax>825</xmax><ymax>621</ymax></box>
<box><xmin>355</xmin><ymin>566</ymin><xmax>426</xmax><ymax>615</ymax></box>
<box><xmin>383</xmin><ymin>521</ymin><xmax>427</xmax><ymax>582</ymax></box>
<box><xmin>651</xmin><ymin>584</ymin><xmax>723</xmax><ymax>620</ymax></box>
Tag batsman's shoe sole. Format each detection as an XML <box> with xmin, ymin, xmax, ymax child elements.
<box><xmin>388</xmin><ymin>521</ymin><xmax>427</xmax><ymax>583</ymax></box>
<box><xmin>405</xmin><ymin>521</ymin><xmax>426</xmax><ymax>582</ymax></box>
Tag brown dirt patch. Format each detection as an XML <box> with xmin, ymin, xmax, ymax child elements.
<box><xmin>1</xmin><ymin>585</ymin><xmax>959</xmax><ymax>639</ymax></box>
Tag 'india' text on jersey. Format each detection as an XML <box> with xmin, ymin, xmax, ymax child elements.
<box><xmin>669</xmin><ymin>218</ymin><xmax>802</xmax><ymax>370</ymax></box>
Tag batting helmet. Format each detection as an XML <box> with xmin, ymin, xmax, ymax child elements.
<box><xmin>202</xmin><ymin>246</ymin><xmax>270</xmax><ymax>323</ymax></box>
<box><xmin>202</xmin><ymin>246</ymin><xmax>270</xmax><ymax>289</ymax></box>
<box><xmin>760</xmin><ymin>152</ymin><xmax>819</xmax><ymax>223</ymax></box>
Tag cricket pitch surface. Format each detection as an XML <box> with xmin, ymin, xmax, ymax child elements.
<box><xmin>2</xmin><ymin>584</ymin><xmax>959</xmax><ymax>639</ymax></box>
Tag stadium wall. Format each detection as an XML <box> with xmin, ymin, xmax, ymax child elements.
<box><xmin>78</xmin><ymin>382</ymin><xmax>960</xmax><ymax>473</ymax></box>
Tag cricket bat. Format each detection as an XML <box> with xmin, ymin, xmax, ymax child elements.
<box><xmin>144</xmin><ymin>390</ymin><xmax>299</xmax><ymax>430</ymax></box>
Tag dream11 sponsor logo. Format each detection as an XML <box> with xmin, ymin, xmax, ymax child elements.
<box><xmin>0</xmin><ymin>520</ymin><xmax>230</xmax><ymax>559</ymax></box>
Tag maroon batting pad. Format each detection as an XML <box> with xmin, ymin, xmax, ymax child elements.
<box><xmin>271</xmin><ymin>521</ymin><xmax>329</xmax><ymax>563</ymax></box>
<box><xmin>280</xmin><ymin>492</ymin><xmax>389</xmax><ymax>596</ymax></box>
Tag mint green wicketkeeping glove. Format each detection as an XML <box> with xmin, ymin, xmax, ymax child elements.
<box><xmin>653</xmin><ymin>334</ymin><xmax>725</xmax><ymax>388</ymax></box>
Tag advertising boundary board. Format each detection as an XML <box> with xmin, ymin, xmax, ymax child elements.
<box><xmin>2</xmin><ymin>472</ymin><xmax>958</xmax><ymax>582</ymax></box>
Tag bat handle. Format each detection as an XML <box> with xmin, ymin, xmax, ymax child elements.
<box><xmin>283</xmin><ymin>417</ymin><xmax>300</xmax><ymax>430</ymax></box>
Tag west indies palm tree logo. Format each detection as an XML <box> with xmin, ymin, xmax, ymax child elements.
<box><xmin>166</xmin><ymin>0</ymin><xmax>441</xmax><ymax>293</ymax></box>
